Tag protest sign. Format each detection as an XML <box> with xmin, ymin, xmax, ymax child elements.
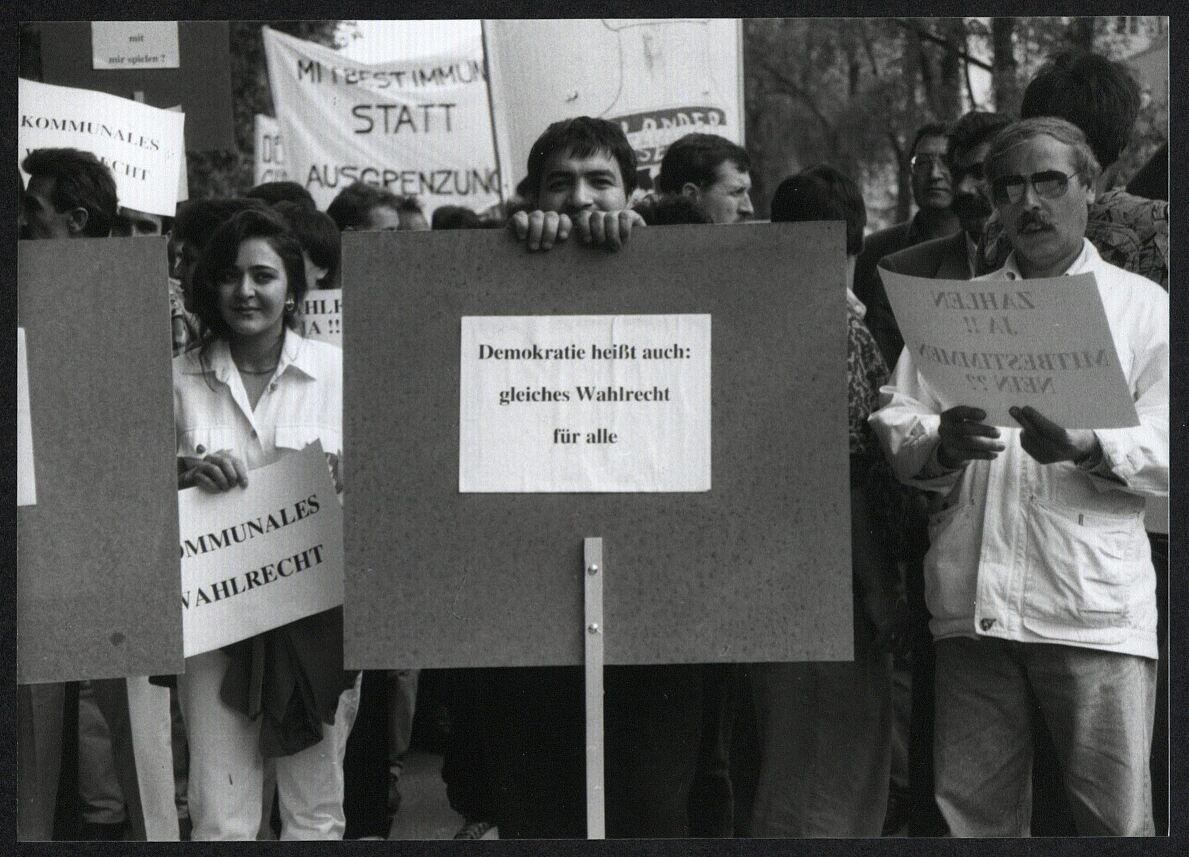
<box><xmin>37</xmin><ymin>20</ymin><xmax>235</xmax><ymax>151</ymax></box>
<box><xmin>262</xmin><ymin>26</ymin><xmax>499</xmax><ymax>214</ymax></box>
<box><xmin>483</xmin><ymin>19</ymin><xmax>744</xmax><ymax>195</ymax></box>
<box><xmin>343</xmin><ymin>224</ymin><xmax>852</xmax><ymax>669</ymax></box>
<box><xmin>253</xmin><ymin>113</ymin><xmax>288</xmax><ymax>185</ymax></box>
<box><xmin>92</xmin><ymin>21</ymin><xmax>180</xmax><ymax>70</ymax></box>
<box><xmin>17</xmin><ymin>238</ymin><xmax>181</xmax><ymax>683</ymax></box>
<box><xmin>18</xmin><ymin>78</ymin><xmax>186</xmax><ymax>217</ymax></box>
<box><xmin>880</xmin><ymin>270</ymin><xmax>1139</xmax><ymax>428</ymax></box>
<box><xmin>300</xmin><ymin>289</ymin><xmax>341</xmax><ymax>346</ymax></box>
<box><xmin>178</xmin><ymin>442</ymin><xmax>344</xmax><ymax>657</ymax></box>
<box><xmin>17</xmin><ymin>327</ymin><xmax>36</xmax><ymax>507</ymax></box>
<box><xmin>459</xmin><ymin>314</ymin><xmax>711</xmax><ymax>492</ymax></box>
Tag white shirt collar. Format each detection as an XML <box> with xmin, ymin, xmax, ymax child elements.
<box><xmin>179</xmin><ymin>327</ymin><xmax>319</xmax><ymax>381</ymax></box>
<box><xmin>998</xmin><ymin>237</ymin><xmax>1097</xmax><ymax>280</ymax></box>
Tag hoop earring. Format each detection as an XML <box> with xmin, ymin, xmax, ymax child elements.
<box><xmin>284</xmin><ymin>296</ymin><xmax>296</xmax><ymax>313</ymax></box>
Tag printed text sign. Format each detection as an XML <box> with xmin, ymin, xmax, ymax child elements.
<box><xmin>881</xmin><ymin>270</ymin><xmax>1138</xmax><ymax>428</ymax></box>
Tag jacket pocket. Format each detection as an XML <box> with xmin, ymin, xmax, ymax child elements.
<box><xmin>1021</xmin><ymin>496</ymin><xmax>1140</xmax><ymax>630</ymax></box>
<box><xmin>923</xmin><ymin>502</ymin><xmax>979</xmax><ymax>622</ymax></box>
<box><xmin>177</xmin><ymin>425</ymin><xmax>237</xmax><ymax>458</ymax></box>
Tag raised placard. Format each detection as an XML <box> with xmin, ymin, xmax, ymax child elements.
<box><xmin>17</xmin><ymin>238</ymin><xmax>181</xmax><ymax>683</ymax></box>
<box><xmin>880</xmin><ymin>269</ymin><xmax>1139</xmax><ymax>428</ymax></box>
<box><xmin>344</xmin><ymin>224</ymin><xmax>853</xmax><ymax>669</ymax></box>
<box><xmin>459</xmin><ymin>314</ymin><xmax>711</xmax><ymax>492</ymax></box>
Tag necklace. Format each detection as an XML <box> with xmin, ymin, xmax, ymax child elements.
<box><xmin>238</xmin><ymin>364</ymin><xmax>278</xmax><ymax>375</ymax></box>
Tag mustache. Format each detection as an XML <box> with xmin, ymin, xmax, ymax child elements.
<box><xmin>1016</xmin><ymin>210</ymin><xmax>1054</xmax><ymax>231</ymax></box>
<box><xmin>951</xmin><ymin>192</ymin><xmax>992</xmax><ymax>221</ymax></box>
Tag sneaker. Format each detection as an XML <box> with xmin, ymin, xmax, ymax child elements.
<box><xmin>453</xmin><ymin>819</ymin><xmax>498</xmax><ymax>840</ymax></box>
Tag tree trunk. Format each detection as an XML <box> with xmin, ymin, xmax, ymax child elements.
<box><xmin>991</xmin><ymin>17</ymin><xmax>1021</xmax><ymax>115</ymax></box>
<box><xmin>937</xmin><ymin>17</ymin><xmax>966</xmax><ymax>118</ymax></box>
<box><xmin>1067</xmin><ymin>17</ymin><xmax>1097</xmax><ymax>52</ymax></box>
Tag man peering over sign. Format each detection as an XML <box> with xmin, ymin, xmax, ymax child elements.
<box><xmin>869</xmin><ymin>117</ymin><xmax>1168</xmax><ymax>836</ymax></box>
<box><xmin>508</xmin><ymin>115</ymin><xmax>645</xmax><ymax>252</ymax></box>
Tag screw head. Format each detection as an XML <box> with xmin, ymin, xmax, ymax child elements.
<box><xmin>587</xmin><ymin>564</ymin><xmax>599</xmax><ymax>575</ymax></box>
<box><xmin>587</xmin><ymin>623</ymin><xmax>600</xmax><ymax>634</ymax></box>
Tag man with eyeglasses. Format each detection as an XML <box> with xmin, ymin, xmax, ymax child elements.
<box><xmin>870</xmin><ymin>117</ymin><xmax>1168</xmax><ymax>836</ymax></box>
<box><xmin>855</xmin><ymin>122</ymin><xmax>961</xmax><ymax>368</ymax></box>
<box><xmin>870</xmin><ymin>109</ymin><xmax>1013</xmax><ymax>838</ymax></box>
<box><xmin>879</xmin><ymin>112</ymin><xmax>1014</xmax><ymax>365</ymax></box>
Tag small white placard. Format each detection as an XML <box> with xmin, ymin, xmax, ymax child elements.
<box><xmin>880</xmin><ymin>270</ymin><xmax>1139</xmax><ymax>428</ymax></box>
<box><xmin>300</xmin><ymin>289</ymin><xmax>341</xmax><ymax>347</ymax></box>
<box><xmin>460</xmin><ymin>314</ymin><xmax>711</xmax><ymax>492</ymax></box>
<box><xmin>178</xmin><ymin>442</ymin><xmax>343</xmax><ymax>656</ymax></box>
<box><xmin>92</xmin><ymin>21</ymin><xmax>180</xmax><ymax>70</ymax></box>
<box><xmin>17</xmin><ymin>327</ymin><xmax>37</xmax><ymax>507</ymax></box>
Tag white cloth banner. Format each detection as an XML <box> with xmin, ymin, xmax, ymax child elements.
<box><xmin>19</xmin><ymin>78</ymin><xmax>186</xmax><ymax>217</ymax></box>
<box><xmin>253</xmin><ymin>113</ymin><xmax>289</xmax><ymax>185</ymax></box>
<box><xmin>262</xmin><ymin>26</ymin><xmax>499</xmax><ymax>214</ymax></box>
<box><xmin>483</xmin><ymin>19</ymin><xmax>744</xmax><ymax>196</ymax></box>
<box><xmin>459</xmin><ymin>314</ymin><xmax>712</xmax><ymax>492</ymax></box>
<box><xmin>178</xmin><ymin>442</ymin><xmax>344</xmax><ymax>657</ymax></box>
<box><xmin>880</xmin><ymin>270</ymin><xmax>1139</xmax><ymax>429</ymax></box>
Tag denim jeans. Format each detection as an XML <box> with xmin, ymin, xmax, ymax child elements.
<box><xmin>933</xmin><ymin>637</ymin><xmax>1155</xmax><ymax>836</ymax></box>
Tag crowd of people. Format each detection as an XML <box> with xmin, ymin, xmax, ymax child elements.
<box><xmin>16</xmin><ymin>47</ymin><xmax>1168</xmax><ymax>841</ymax></box>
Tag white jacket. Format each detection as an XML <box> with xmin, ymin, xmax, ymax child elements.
<box><xmin>870</xmin><ymin>240</ymin><xmax>1168</xmax><ymax>658</ymax></box>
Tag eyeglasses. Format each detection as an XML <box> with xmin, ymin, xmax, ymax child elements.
<box><xmin>990</xmin><ymin>170</ymin><xmax>1080</xmax><ymax>205</ymax></box>
<box><xmin>951</xmin><ymin>162</ymin><xmax>985</xmax><ymax>184</ymax></box>
<box><xmin>910</xmin><ymin>154</ymin><xmax>948</xmax><ymax>174</ymax></box>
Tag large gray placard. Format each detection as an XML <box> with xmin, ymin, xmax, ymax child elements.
<box><xmin>17</xmin><ymin>238</ymin><xmax>182</xmax><ymax>683</ymax></box>
<box><xmin>344</xmin><ymin>224</ymin><xmax>852</xmax><ymax>668</ymax></box>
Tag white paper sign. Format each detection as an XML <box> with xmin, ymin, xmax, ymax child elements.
<box><xmin>178</xmin><ymin>442</ymin><xmax>344</xmax><ymax>657</ymax></box>
<box><xmin>262</xmin><ymin>27</ymin><xmax>499</xmax><ymax>214</ymax></box>
<box><xmin>300</xmin><ymin>289</ymin><xmax>341</xmax><ymax>347</ymax></box>
<box><xmin>460</xmin><ymin>314</ymin><xmax>711</xmax><ymax>492</ymax></box>
<box><xmin>91</xmin><ymin>21</ymin><xmax>180</xmax><ymax>70</ymax></box>
<box><xmin>880</xmin><ymin>270</ymin><xmax>1139</xmax><ymax>429</ymax></box>
<box><xmin>19</xmin><ymin>78</ymin><xmax>187</xmax><ymax>217</ymax></box>
<box><xmin>253</xmin><ymin>114</ymin><xmax>288</xmax><ymax>185</ymax></box>
<box><xmin>17</xmin><ymin>327</ymin><xmax>37</xmax><ymax>507</ymax></box>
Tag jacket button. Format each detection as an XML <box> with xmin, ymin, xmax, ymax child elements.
<box><xmin>979</xmin><ymin>618</ymin><xmax>995</xmax><ymax>631</ymax></box>
<box><xmin>195</xmin><ymin>444</ymin><xmax>206</xmax><ymax>454</ymax></box>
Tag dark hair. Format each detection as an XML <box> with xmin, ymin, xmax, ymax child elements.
<box><xmin>947</xmin><ymin>111</ymin><xmax>1014</xmax><ymax>170</ymax></box>
<box><xmin>656</xmin><ymin>133</ymin><xmax>750</xmax><ymax>194</ymax></box>
<box><xmin>635</xmin><ymin>195</ymin><xmax>713</xmax><ymax>226</ymax></box>
<box><xmin>191</xmin><ymin>208</ymin><xmax>309</xmax><ymax>345</ymax></box>
<box><xmin>770</xmin><ymin>164</ymin><xmax>867</xmax><ymax>257</ymax></box>
<box><xmin>1021</xmin><ymin>50</ymin><xmax>1141</xmax><ymax>170</ymax></box>
<box><xmin>910</xmin><ymin>122</ymin><xmax>950</xmax><ymax>155</ymax></box>
<box><xmin>21</xmin><ymin>147</ymin><xmax>119</xmax><ymax>237</ymax></box>
<box><xmin>524</xmin><ymin>116</ymin><xmax>637</xmax><ymax>202</ymax></box>
<box><xmin>432</xmin><ymin>205</ymin><xmax>484</xmax><ymax>230</ymax></box>
<box><xmin>272</xmin><ymin>200</ymin><xmax>341</xmax><ymax>288</ymax></box>
<box><xmin>173</xmin><ymin>197</ymin><xmax>269</xmax><ymax>252</ymax></box>
<box><xmin>246</xmin><ymin>181</ymin><xmax>316</xmax><ymax>210</ymax></box>
<box><xmin>326</xmin><ymin>181</ymin><xmax>404</xmax><ymax>231</ymax></box>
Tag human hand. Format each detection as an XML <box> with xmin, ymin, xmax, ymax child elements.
<box><xmin>937</xmin><ymin>406</ymin><xmax>1005</xmax><ymax>468</ymax></box>
<box><xmin>1009</xmin><ymin>406</ymin><xmax>1099</xmax><ymax>465</ymax></box>
<box><xmin>571</xmin><ymin>209</ymin><xmax>645</xmax><ymax>251</ymax></box>
<box><xmin>509</xmin><ymin>209</ymin><xmax>574</xmax><ymax>251</ymax></box>
<box><xmin>179</xmin><ymin>449</ymin><xmax>248</xmax><ymax>492</ymax></box>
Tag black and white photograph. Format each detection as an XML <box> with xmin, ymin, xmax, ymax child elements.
<box><xmin>10</xmin><ymin>8</ymin><xmax>1177</xmax><ymax>849</ymax></box>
